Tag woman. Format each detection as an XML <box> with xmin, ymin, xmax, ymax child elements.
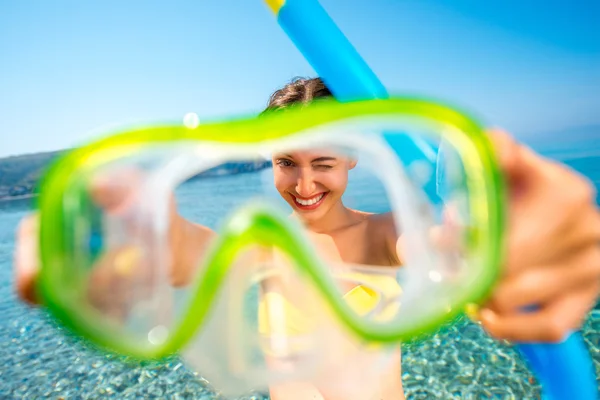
<box><xmin>14</xmin><ymin>77</ymin><xmax>600</xmax><ymax>399</ymax></box>
<box><xmin>262</xmin><ymin>77</ymin><xmax>600</xmax><ymax>345</ymax></box>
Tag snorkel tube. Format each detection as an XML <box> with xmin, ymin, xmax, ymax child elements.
<box><xmin>265</xmin><ymin>0</ymin><xmax>387</xmax><ymax>102</ymax></box>
<box><xmin>265</xmin><ymin>0</ymin><xmax>597</xmax><ymax>398</ymax></box>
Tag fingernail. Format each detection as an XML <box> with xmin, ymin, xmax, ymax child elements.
<box><xmin>479</xmin><ymin>308</ymin><xmax>496</xmax><ymax>322</ymax></box>
<box><xmin>114</xmin><ymin>246</ymin><xmax>142</xmax><ymax>276</ymax></box>
<box><xmin>17</xmin><ymin>237</ymin><xmax>38</xmax><ymax>275</ymax></box>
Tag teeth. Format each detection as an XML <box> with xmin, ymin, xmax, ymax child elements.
<box><xmin>295</xmin><ymin>193</ymin><xmax>324</xmax><ymax>206</ymax></box>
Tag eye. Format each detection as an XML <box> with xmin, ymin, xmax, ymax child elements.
<box><xmin>276</xmin><ymin>158</ymin><xmax>295</xmax><ymax>168</ymax></box>
<box><xmin>314</xmin><ymin>164</ymin><xmax>334</xmax><ymax>170</ymax></box>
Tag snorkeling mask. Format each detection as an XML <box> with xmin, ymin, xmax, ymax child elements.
<box><xmin>38</xmin><ymin>96</ymin><xmax>502</xmax><ymax>397</ymax></box>
<box><xmin>34</xmin><ymin>0</ymin><xmax>596</xmax><ymax>398</ymax></box>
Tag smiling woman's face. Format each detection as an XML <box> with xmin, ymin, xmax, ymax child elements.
<box><xmin>272</xmin><ymin>149</ymin><xmax>356</xmax><ymax>223</ymax></box>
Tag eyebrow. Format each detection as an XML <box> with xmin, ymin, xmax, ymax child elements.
<box><xmin>312</xmin><ymin>156</ymin><xmax>337</xmax><ymax>163</ymax></box>
<box><xmin>280</xmin><ymin>154</ymin><xmax>338</xmax><ymax>163</ymax></box>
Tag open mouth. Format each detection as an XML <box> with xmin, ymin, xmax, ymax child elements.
<box><xmin>292</xmin><ymin>192</ymin><xmax>328</xmax><ymax>211</ymax></box>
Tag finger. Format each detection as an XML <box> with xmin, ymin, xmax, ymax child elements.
<box><xmin>502</xmin><ymin>160</ymin><xmax>599</xmax><ymax>275</ymax></box>
<box><xmin>13</xmin><ymin>214</ymin><xmax>40</xmax><ymax>304</ymax></box>
<box><xmin>86</xmin><ymin>246</ymin><xmax>149</xmax><ymax>318</ymax></box>
<box><xmin>486</xmin><ymin>128</ymin><xmax>548</xmax><ymax>204</ymax></box>
<box><xmin>89</xmin><ymin>169</ymin><xmax>155</xmax><ymax>246</ymax></box>
<box><xmin>89</xmin><ymin>168</ymin><xmax>144</xmax><ymax>214</ymax></box>
<box><xmin>487</xmin><ymin>129</ymin><xmax>528</xmax><ymax>186</ymax></box>
<box><xmin>486</xmin><ymin>129</ymin><xmax>517</xmax><ymax>166</ymax></box>
<box><xmin>504</xmin><ymin>188</ymin><xmax>600</xmax><ymax>277</ymax></box>
<box><xmin>490</xmin><ymin>245</ymin><xmax>600</xmax><ymax>313</ymax></box>
<box><xmin>480</xmin><ymin>281</ymin><xmax>599</xmax><ymax>342</ymax></box>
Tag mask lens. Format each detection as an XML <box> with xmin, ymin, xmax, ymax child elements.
<box><xmin>49</xmin><ymin>111</ymin><xmax>493</xmax><ymax>395</ymax></box>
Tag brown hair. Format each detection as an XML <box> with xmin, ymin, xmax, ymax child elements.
<box><xmin>263</xmin><ymin>77</ymin><xmax>333</xmax><ymax>113</ymax></box>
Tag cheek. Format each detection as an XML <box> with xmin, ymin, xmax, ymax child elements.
<box><xmin>319</xmin><ymin>172</ymin><xmax>348</xmax><ymax>193</ymax></box>
<box><xmin>273</xmin><ymin>170</ymin><xmax>291</xmax><ymax>193</ymax></box>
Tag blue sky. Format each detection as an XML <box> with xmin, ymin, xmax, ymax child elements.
<box><xmin>1</xmin><ymin>0</ymin><xmax>598</xmax><ymax>157</ymax></box>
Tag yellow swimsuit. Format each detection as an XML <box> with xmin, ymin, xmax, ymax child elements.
<box><xmin>257</xmin><ymin>273</ymin><xmax>402</xmax><ymax>355</ymax></box>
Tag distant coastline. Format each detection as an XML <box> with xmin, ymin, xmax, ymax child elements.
<box><xmin>0</xmin><ymin>194</ymin><xmax>37</xmax><ymax>202</ymax></box>
<box><xmin>0</xmin><ymin>150</ymin><xmax>271</xmax><ymax>202</ymax></box>
<box><xmin>1</xmin><ymin>124</ymin><xmax>597</xmax><ymax>202</ymax></box>
<box><xmin>0</xmin><ymin>150</ymin><xmax>61</xmax><ymax>202</ymax></box>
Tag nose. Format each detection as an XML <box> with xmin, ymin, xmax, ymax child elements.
<box><xmin>295</xmin><ymin>168</ymin><xmax>316</xmax><ymax>197</ymax></box>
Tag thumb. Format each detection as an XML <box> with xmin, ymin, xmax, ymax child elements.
<box><xmin>487</xmin><ymin>129</ymin><xmax>569</xmax><ymax>274</ymax></box>
<box><xmin>488</xmin><ymin>128</ymin><xmax>557</xmax><ymax>216</ymax></box>
<box><xmin>14</xmin><ymin>214</ymin><xmax>41</xmax><ymax>304</ymax></box>
<box><xmin>488</xmin><ymin>129</ymin><xmax>538</xmax><ymax>201</ymax></box>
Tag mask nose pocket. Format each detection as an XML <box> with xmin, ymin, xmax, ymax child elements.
<box><xmin>178</xmin><ymin>244</ymin><xmax>331</xmax><ymax>395</ymax></box>
<box><xmin>254</xmin><ymin>248</ymin><xmax>347</xmax><ymax>365</ymax></box>
<box><xmin>179</xmin><ymin>236</ymin><xmax>398</xmax><ymax>397</ymax></box>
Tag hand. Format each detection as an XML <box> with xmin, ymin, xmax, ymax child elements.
<box><xmin>13</xmin><ymin>170</ymin><xmax>183</xmax><ymax>307</ymax></box>
<box><xmin>477</xmin><ymin>130</ymin><xmax>600</xmax><ymax>342</ymax></box>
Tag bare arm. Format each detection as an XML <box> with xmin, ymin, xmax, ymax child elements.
<box><xmin>169</xmin><ymin>210</ymin><xmax>216</xmax><ymax>287</ymax></box>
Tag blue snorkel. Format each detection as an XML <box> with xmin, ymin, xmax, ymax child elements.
<box><xmin>268</xmin><ymin>0</ymin><xmax>597</xmax><ymax>398</ymax></box>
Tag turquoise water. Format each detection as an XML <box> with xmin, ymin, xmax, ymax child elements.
<box><xmin>0</xmin><ymin>145</ymin><xmax>599</xmax><ymax>399</ymax></box>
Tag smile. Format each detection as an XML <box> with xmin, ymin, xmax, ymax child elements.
<box><xmin>292</xmin><ymin>192</ymin><xmax>327</xmax><ymax>210</ymax></box>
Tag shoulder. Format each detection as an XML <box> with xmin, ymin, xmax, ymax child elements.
<box><xmin>366</xmin><ymin>212</ymin><xmax>398</xmax><ymax>241</ymax></box>
<box><xmin>367</xmin><ymin>212</ymin><xmax>397</xmax><ymax>233</ymax></box>
<box><xmin>348</xmin><ymin>209</ymin><xmax>399</xmax><ymax>242</ymax></box>
<box><xmin>367</xmin><ymin>212</ymin><xmax>402</xmax><ymax>265</ymax></box>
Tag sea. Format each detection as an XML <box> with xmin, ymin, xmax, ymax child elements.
<box><xmin>0</xmin><ymin>132</ymin><xmax>599</xmax><ymax>399</ymax></box>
